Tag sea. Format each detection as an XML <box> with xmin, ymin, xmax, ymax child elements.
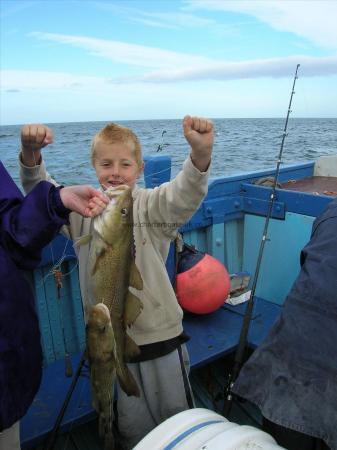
<box><xmin>1</xmin><ymin>118</ymin><xmax>336</xmax><ymax>189</ymax></box>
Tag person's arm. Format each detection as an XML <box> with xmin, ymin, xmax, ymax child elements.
<box><xmin>19</xmin><ymin>124</ymin><xmax>58</xmax><ymax>194</ymax></box>
<box><xmin>141</xmin><ymin>116</ymin><xmax>213</xmax><ymax>239</ymax></box>
<box><xmin>18</xmin><ymin>123</ymin><xmax>107</xmax><ymax>241</ymax></box>
<box><xmin>183</xmin><ymin>115</ymin><xmax>213</xmax><ymax>172</ymax></box>
<box><xmin>0</xmin><ymin>162</ymin><xmax>107</xmax><ymax>269</ymax></box>
<box><xmin>0</xmin><ymin>180</ymin><xmax>66</xmax><ymax>269</ymax></box>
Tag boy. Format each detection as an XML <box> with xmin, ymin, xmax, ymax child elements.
<box><xmin>19</xmin><ymin>115</ymin><xmax>213</xmax><ymax>448</ymax></box>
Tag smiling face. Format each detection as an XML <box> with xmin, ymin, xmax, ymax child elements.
<box><xmin>93</xmin><ymin>139</ymin><xmax>144</xmax><ymax>190</ymax></box>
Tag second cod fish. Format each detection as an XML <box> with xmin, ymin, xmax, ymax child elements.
<box><xmin>86</xmin><ymin>303</ymin><xmax>116</xmax><ymax>448</ymax></box>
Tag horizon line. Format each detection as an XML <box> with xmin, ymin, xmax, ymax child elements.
<box><xmin>1</xmin><ymin>116</ymin><xmax>336</xmax><ymax>127</ymax></box>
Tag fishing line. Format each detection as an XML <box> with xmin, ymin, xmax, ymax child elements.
<box><xmin>41</xmin><ymin>179</ymin><xmax>77</xmax><ymax>378</ymax></box>
<box><xmin>36</xmin><ymin>255</ymin><xmax>79</xmax><ymax>289</ymax></box>
<box><xmin>54</xmin><ymin>239</ymin><xmax>74</xmax><ymax>378</ymax></box>
<box><xmin>222</xmin><ymin>64</ymin><xmax>301</xmax><ymax>418</ymax></box>
<box><xmin>29</xmin><ymin>139</ymin><xmax>77</xmax><ymax>379</ymax></box>
<box><xmin>37</xmin><ymin>241</ymin><xmax>72</xmax><ymax>288</ymax></box>
<box><xmin>28</xmin><ymin>141</ymin><xmax>72</xmax><ymax>283</ymax></box>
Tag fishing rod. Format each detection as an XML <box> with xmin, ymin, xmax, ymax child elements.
<box><xmin>43</xmin><ymin>352</ymin><xmax>86</xmax><ymax>450</ymax></box>
<box><xmin>222</xmin><ymin>63</ymin><xmax>300</xmax><ymax>417</ymax></box>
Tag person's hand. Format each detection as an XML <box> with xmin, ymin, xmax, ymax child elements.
<box><xmin>60</xmin><ymin>186</ymin><xmax>109</xmax><ymax>218</ymax></box>
<box><xmin>183</xmin><ymin>115</ymin><xmax>213</xmax><ymax>172</ymax></box>
<box><xmin>20</xmin><ymin>124</ymin><xmax>53</xmax><ymax>167</ymax></box>
<box><xmin>21</xmin><ymin>124</ymin><xmax>53</xmax><ymax>152</ymax></box>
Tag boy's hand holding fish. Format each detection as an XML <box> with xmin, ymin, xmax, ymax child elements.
<box><xmin>183</xmin><ymin>115</ymin><xmax>214</xmax><ymax>172</ymax></box>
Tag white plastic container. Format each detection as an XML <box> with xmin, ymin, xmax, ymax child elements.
<box><xmin>133</xmin><ymin>408</ymin><xmax>285</xmax><ymax>450</ymax></box>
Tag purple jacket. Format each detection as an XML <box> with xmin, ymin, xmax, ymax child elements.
<box><xmin>0</xmin><ymin>161</ymin><xmax>70</xmax><ymax>431</ymax></box>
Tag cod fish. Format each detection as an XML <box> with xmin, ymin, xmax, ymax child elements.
<box><xmin>89</xmin><ymin>184</ymin><xmax>143</xmax><ymax>392</ymax></box>
<box><xmin>86</xmin><ymin>303</ymin><xmax>116</xmax><ymax>448</ymax></box>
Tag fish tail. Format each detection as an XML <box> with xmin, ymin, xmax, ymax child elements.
<box><xmin>116</xmin><ymin>365</ymin><xmax>140</xmax><ymax>397</ymax></box>
<box><xmin>124</xmin><ymin>333</ymin><xmax>141</xmax><ymax>361</ymax></box>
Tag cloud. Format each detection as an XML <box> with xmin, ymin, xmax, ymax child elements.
<box><xmin>28</xmin><ymin>31</ymin><xmax>337</xmax><ymax>84</ymax></box>
<box><xmin>2</xmin><ymin>54</ymin><xmax>336</xmax><ymax>93</ymax></box>
<box><xmin>93</xmin><ymin>2</ymin><xmax>215</xmax><ymax>29</ymax></box>
<box><xmin>184</xmin><ymin>0</ymin><xmax>337</xmax><ymax>50</ymax></box>
<box><xmin>132</xmin><ymin>55</ymin><xmax>337</xmax><ymax>83</ymax></box>
<box><xmin>1</xmin><ymin>70</ymin><xmax>108</xmax><ymax>90</ymax></box>
<box><xmin>0</xmin><ymin>1</ymin><xmax>36</xmax><ymax>19</ymax></box>
<box><xmin>30</xmin><ymin>32</ymin><xmax>211</xmax><ymax>69</ymax></box>
<box><xmin>128</xmin><ymin>12</ymin><xmax>214</xmax><ymax>30</ymax></box>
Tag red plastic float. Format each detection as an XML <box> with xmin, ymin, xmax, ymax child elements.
<box><xmin>176</xmin><ymin>248</ymin><xmax>230</xmax><ymax>314</ymax></box>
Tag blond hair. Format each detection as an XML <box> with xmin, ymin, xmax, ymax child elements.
<box><xmin>91</xmin><ymin>123</ymin><xmax>142</xmax><ymax>166</ymax></box>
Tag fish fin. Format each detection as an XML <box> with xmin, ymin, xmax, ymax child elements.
<box><xmin>74</xmin><ymin>234</ymin><xmax>92</xmax><ymax>247</ymax></box>
<box><xmin>103</xmin><ymin>432</ymin><xmax>115</xmax><ymax>450</ymax></box>
<box><xmin>91</xmin><ymin>242</ymin><xmax>108</xmax><ymax>275</ymax></box>
<box><xmin>94</xmin><ymin>238</ymin><xmax>108</xmax><ymax>257</ymax></box>
<box><xmin>124</xmin><ymin>290</ymin><xmax>143</xmax><ymax>327</ymax></box>
<box><xmin>129</xmin><ymin>262</ymin><xmax>143</xmax><ymax>290</ymax></box>
<box><xmin>124</xmin><ymin>333</ymin><xmax>141</xmax><ymax>361</ymax></box>
<box><xmin>94</xmin><ymin>379</ymin><xmax>115</xmax><ymax>445</ymax></box>
<box><xmin>115</xmin><ymin>334</ymin><xmax>140</xmax><ymax>396</ymax></box>
<box><xmin>116</xmin><ymin>361</ymin><xmax>140</xmax><ymax>397</ymax></box>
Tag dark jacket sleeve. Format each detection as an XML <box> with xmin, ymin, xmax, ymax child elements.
<box><xmin>0</xmin><ymin>162</ymin><xmax>70</xmax><ymax>270</ymax></box>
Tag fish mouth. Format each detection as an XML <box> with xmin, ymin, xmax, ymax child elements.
<box><xmin>105</xmin><ymin>184</ymin><xmax>130</xmax><ymax>199</ymax></box>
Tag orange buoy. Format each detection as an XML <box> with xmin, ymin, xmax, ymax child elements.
<box><xmin>176</xmin><ymin>246</ymin><xmax>230</xmax><ymax>314</ymax></box>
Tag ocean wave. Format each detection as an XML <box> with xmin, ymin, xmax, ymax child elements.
<box><xmin>2</xmin><ymin>118</ymin><xmax>336</xmax><ymax>183</ymax></box>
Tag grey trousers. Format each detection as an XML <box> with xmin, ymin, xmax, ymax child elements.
<box><xmin>116</xmin><ymin>344</ymin><xmax>194</xmax><ymax>449</ymax></box>
<box><xmin>0</xmin><ymin>421</ymin><xmax>20</xmax><ymax>450</ymax></box>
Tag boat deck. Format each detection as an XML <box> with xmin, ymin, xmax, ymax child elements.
<box><xmin>281</xmin><ymin>175</ymin><xmax>337</xmax><ymax>196</ymax></box>
<box><xmin>27</xmin><ymin>297</ymin><xmax>281</xmax><ymax>450</ymax></box>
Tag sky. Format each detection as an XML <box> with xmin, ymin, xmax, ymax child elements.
<box><xmin>1</xmin><ymin>0</ymin><xmax>337</xmax><ymax>125</ymax></box>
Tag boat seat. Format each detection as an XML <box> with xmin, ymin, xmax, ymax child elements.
<box><xmin>184</xmin><ymin>297</ymin><xmax>282</xmax><ymax>370</ymax></box>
